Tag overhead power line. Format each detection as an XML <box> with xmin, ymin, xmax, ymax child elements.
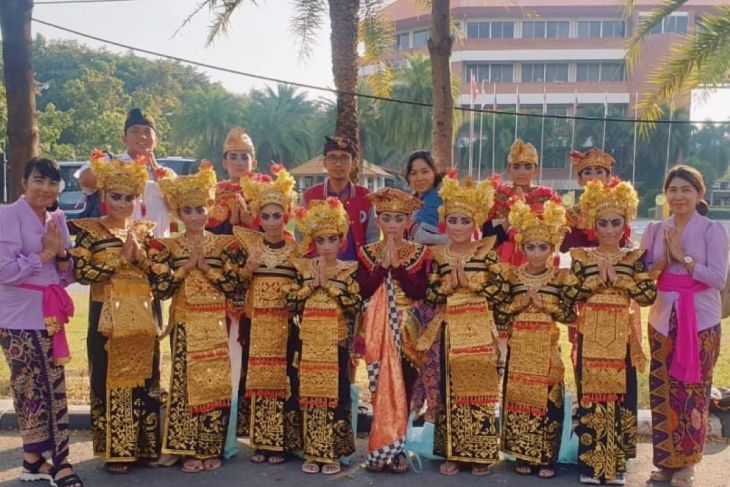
<box><xmin>35</xmin><ymin>0</ymin><xmax>137</xmax><ymax>4</ymax></box>
<box><xmin>31</xmin><ymin>17</ymin><xmax>730</xmax><ymax>126</ymax></box>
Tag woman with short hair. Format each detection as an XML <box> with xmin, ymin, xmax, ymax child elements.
<box><xmin>0</xmin><ymin>157</ymin><xmax>82</xmax><ymax>487</ymax></box>
<box><xmin>642</xmin><ymin>165</ymin><xmax>727</xmax><ymax>487</ymax></box>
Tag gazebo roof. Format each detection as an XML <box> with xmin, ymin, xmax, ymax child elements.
<box><xmin>289</xmin><ymin>157</ymin><xmax>393</xmax><ymax>177</ymax></box>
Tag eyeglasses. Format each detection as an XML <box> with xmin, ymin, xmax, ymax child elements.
<box><xmin>324</xmin><ymin>154</ymin><xmax>352</xmax><ymax>165</ymax></box>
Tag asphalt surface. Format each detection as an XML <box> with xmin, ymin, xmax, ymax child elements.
<box><xmin>0</xmin><ymin>431</ymin><xmax>728</xmax><ymax>487</ymax></box>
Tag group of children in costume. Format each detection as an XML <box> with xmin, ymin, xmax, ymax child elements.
<box><xmin>65</xmin><ymin>128</ymin><xmax>657</xmax><ymax>486</ymax></box>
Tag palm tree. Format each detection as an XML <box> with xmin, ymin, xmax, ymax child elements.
<box><xmin>428</xmin><ymin>0</ymin><xmax>455</xmax><ymax>169</ymax></box>
<box><xmin>243</xmin><ymin>83</ymin><xmax>319</xmax><ymax>170</ymax></box>
<box><xmin>0</xmin><ymin>0</ymin><xmax>38</xmax><ymax>201</ymax></box>
<box><xmin>183</xmin><ymin>0</ymin><xmax>393</xmax><ymax>182</ymax></box>
<box><xmin>626</xmin><ymin>0</ymin><xmax>730</xmax><ymax>125</ymax></box>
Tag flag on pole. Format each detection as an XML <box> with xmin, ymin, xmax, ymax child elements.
<box><xmin>602</xmin><ymin>92</ymin><xmax>609</xmax><ymax>149</ymax></box>
<box><xmin>514</xmin><ymin>85</ymin><xmax>520</xmax><ymax>139</ymax></box>
<box><xmin>632</xmin><ymin>91</ymin><xmax>639</xmax><ymax>185</ymax></box>
<box><xmin>539</xmin><ymin>86</ymin><xmax>547</xmax><ymax>184</ymax></box>
<box><xmin>491</xmin><ymin>83</ymin><xmax>497</xmax><ymax>177</ymax></box>
<box><xmin>468</xmin><ymin>72</ymin><xmax>479</xmax><ymax>176</ymax></box>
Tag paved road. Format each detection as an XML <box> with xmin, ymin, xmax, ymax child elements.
<box><xmin>0</xmin><ymin>432</ymin><xmax>728</xmax><ymax>487</ymax></box>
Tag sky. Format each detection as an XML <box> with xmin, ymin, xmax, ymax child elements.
<box><xmin>20</xmin><ymin>0</ymin><xmax>730</xmax><ymax>122</ymax></box>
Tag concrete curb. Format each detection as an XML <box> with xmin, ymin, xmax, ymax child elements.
<box><xmin>1</xmin><ymin>399</ymin><xmax>726</xmax><ymax>441</ymax></box>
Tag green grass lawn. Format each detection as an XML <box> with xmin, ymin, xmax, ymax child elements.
<box><xmin>1</xmin><ymin>291</ymin><xmax>728</xmax><ymax>409</ymax></box>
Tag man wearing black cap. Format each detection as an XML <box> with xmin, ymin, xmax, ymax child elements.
<box><xmin>302</xmin><ymin>136</ymin><xmax>379</xmax><ymax>261</ymax></box>
<box><xmin>117</xmin><ymin>108</ymin><xmax>175</xmax><ymax>237</ymax></box>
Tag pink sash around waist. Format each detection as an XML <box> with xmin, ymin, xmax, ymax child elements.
<box><xmin>18</xmin><ymin>283</ymin><xmax>74</xmax><ymax>365</ymax></box>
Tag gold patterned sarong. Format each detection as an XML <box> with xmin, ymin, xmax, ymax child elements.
<box><xmin>101</xmin><ymin>273</ymin><xmax>157</xmax><ymax>389</ymax></box>
<box><xmin>245</xmin><ymin>276</ymin><xmax>290</xmax><ymax>398</ymax></box>
<box><xmin>446</xmin><ymin>292</ymin><xmax>500</xmax><ymax>405</ymax></box>
<box><xmin>299</xmin><ymin>298</ymin><xmax>339</xmax><ymax>406</ymax></box>
<box><xmin>579</xmin><ymin>293</ymin><xmax>629</xmax><ymax>401</ymax></box>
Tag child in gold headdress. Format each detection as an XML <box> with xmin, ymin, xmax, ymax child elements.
<box><xmin>286</xmin><ymin>198</ymin><xmax>361</xmax><ymax>475</ymax></box>
<box><xmin>485</xmin><ymin>139</ymin><xmax>560</xmax><ymax>265</ymax></box>
<box><xmin>145</xmin><ymin>163</ymin><xmax>243</xmax><ymax>473</ymax></box>
<box><xmin>232</xmin><ymin>165</ymin><xmax>302</xmax><ymax>465</ymax></box>
<box><xmin>69</xmin><ymin>152</ymin><xmax>160</xmax><ymax>474</ymax></box>
<box><xmin>207</xmin><ymin>127</ymin><xmax>259</xmax><ymax>234</ymax></box>
<box><xmin>357</xmin><ymin>188</ymin><xmax>430</xmax><ymax>473</ymax></box>
<box><xmin>423</xmin><ymin>174</ymin><xmax>509</xmax><ymax>476</ymax></box>
<box><xmin>498</xmin><ymin>199</ymin><xmax>576</xmax><ymax>479</ymax></box>
<box><xmin>568</xmin><ymin>180</ymin><xmax>656</xmax><ymax>485</ymax></box>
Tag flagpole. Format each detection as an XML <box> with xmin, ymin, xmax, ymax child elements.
<box><xmin>477</xmin><ymin>79</ymin><xmax>487</xmax><ymax>181</ymax></box>
<box><xmin>602</xmin><ymin>92</ymin><xmax>608</xmax><ymax>149</ymax></box>
<box><xmin>539</xmin><ymin>86</ymin><xmax>546</xmax><ymax>184</ymax></box>
<box><xmin>514</xmin><ymin>85</ymin><xmax>520</xmax><ymax>139</ymax></box>
<box><xmin>632</xmin><ymin>91</ymin><xmax>638</xmax><ymax>186</ymax></box>
<box><xmin>665</xmin><ymin>98</ymin><xmax>674</xmax><ymax>176</ymax></box>
<box><xmin>491</xmin><ymin>83</ymin><xmax>497</xmax><ymax>177</ymax></box>
<box><xmin>568</xmin><ymin>90</ymin><xmax>578</xmax><ymax>182</ymax></box>
<box><xmin>469</xmin><ymin>73</ymin><xmax>476</xmax><ymax>177</ymax></box>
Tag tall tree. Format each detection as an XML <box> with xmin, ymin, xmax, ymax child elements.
<box><xmin>626</xmin><ymin>0</ymin><xmax>730</xmax><ymax>124</ymax></box>
<box><xmin>0</xmin><ymin>0</ymin><xmax>38</xmax><ymax>201</ymax></box>
<box><xmin>428</xmin><ymin>0</ymin><xmax>454</xmax><ymax>169</ymax></box>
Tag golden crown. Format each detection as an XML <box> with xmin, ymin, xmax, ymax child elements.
<box><xmin>438</xmin><ymin>175</ymin><xmax>495</xmax><ymax>228</ymax></box>
<box><xmin>223</xmin><ymin>127</ymin><xmax>255</xmax><ymax>157</ymax></box>
<box><xmin>368</xmin><ymin>187</ymin><xmax>422</xmax><ymax>215</ymax></box>
<box><xmin>159</xmin><ymin>162</ymin><xmax>217</xmax><ymax>211</ymax></box>
<box><xmin>579</xmin><ymin>180</ymin><xmax>639</xmax><ymax>227</ymax></box>
<box><xmin>509</xmin><ymin>199</ymin><xmax>568</xmax><ymax>248</ymax></box>
<box><xmin>241</xmin><ymin>164</ymin><xmax>296</xmax><ymax>215</ymax></box>
<box><xmin>90</xmin><ymin>150</ymin><xmax>148</xmax><ymax>196</ymax></box>
<box><xmin>570</xmin><ymin>148</ymin><xmax>615</xmax><ymax>174</ymax></box>
<box><xmin>508</xmin><ymin>139</ymin><xmax>539</xmax><ymax>165</ymax></box>
<box><xmin>295</xmin><ymin>197</ymin><xmax>350</xmax><ymax>249</ymax></box>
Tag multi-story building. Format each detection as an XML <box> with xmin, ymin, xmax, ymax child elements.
<box><xmin>379</xmin><ymin>0</ymin><xmax>722</xmax><ymax>183</ymax></box>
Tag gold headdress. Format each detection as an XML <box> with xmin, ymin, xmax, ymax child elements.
<box><xmin>508</xmin><ymin>139</ymin><xmax>539</xmax><ymax>166</ymax></box>
<box><xmin>295</xmin><ymin>197</ymin><xmax>350</xmax><ymax>249</ymax></box>
<box><xmin>368</xmin><ymin>187</ymin><xmax>422</xmax><ymax>215</ymax></box>
<box><xmin>438</xmin><ymin>175</ymin><xmax>495</xmax><ymax>228</ymax></box>
<box><xmin>579</xmin><ymin>180</ymin><xmax>639</xmax><ymax>227</ymax></box>
<box><xmin>89</xmin><ymin>150</ymin><xmax>147</xmax><ymax>196</ymax></box>
<box><xmin>241</xmin><ymin>164</ymin><xmax>296</xmax><ymax>215</ymax></box>
<box><xmin>159</xmin><ymin>162</ymin><xmax>217</xmax><ymax>211</ymax></box>
<box><xmin>509</xmin><ymin>199</ymin><xmax>568</xmax><ymax>248</ymax></box>
<box><xmin>223</xmin><ymin>127</ymin><xmax>255</xmax><ymax>157</ymax></box>
<box><xmin>570</xmin><ymin>148</ymin><xmax>615</xmax><ymax>174</ymax></box>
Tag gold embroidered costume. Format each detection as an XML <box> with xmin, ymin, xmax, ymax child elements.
<box><xmin>568</xmin><ymin>179</ymin><xmax>657</xmax><ymax>482</ymax></box>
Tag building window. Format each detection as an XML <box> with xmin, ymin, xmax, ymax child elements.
<box><xmin>522</xmin><ymin>63</ymin><xmax>568</xmax><ymax>83</ymax></box>
<box><xmin>396</xmin><ymin>32</ymin><xmax>409</xmax><ymax>50</ymax></box>
<box><xmin>577</xmin><ymin>20</ymin><xmax>626</xmax><ymax>38</ymax></box>
<box><xmin>523</xmin><ymin>20</ymin><xmax>569</xmax><ymax>39</ymax></box>
<box><xmin>467</xmin><ymin>21</ymin><xmax>514</xmax><ymax>39</ymax></box>
<box><xmin>642</xmin><ymin>13</ymin><xmax>689</xmax><ymax>35</ymax></box>
<box><xmin>413</xmin><ymin>29</ymin><xmax>430</xmax><ymax>47</ymax></box>
<box><xmin>600</xmin><ymin>62</ymin><xmax>625</xmax><ymax>81</ymax></box>
<box><xmin>465</xmin><ymin>63</ymin><xmax>513</xmax><ymax>83</ymax></box>
<box><xmin>576</xmin><ymin>63</ymin><xmax>600</xmax><ymax>82</ymax></box>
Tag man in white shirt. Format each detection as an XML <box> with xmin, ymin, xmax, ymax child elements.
<box><xmin>118</xmin><ymin>108</ymin><xmax>175</xmax><ymax>237</ymax></box>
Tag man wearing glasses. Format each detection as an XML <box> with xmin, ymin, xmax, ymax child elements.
<box><xmin>302</xmin><ymin>136</ymin><xmax>379</xmax><ymax>261</ymax></box>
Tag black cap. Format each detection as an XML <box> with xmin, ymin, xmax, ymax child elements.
<box><xmin>124</xmin><ymin>108</ymin><xmax>156</xmax><ymax>133</ymax></box>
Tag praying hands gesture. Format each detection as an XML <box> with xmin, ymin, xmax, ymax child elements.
<box><xmin>312</xmin><ymin>257</ymin><xmax>329</xmax><ymax>288</ymax></box>
<box><xmin>121</xmin><ymin>232</ymin><xmax>142</xmax><ymax>265</ymax></box>
<box><xmin>597</xmin><ymin>256</ymin><xmax>617</xmax><ymax>285</ymax></box>
<box><xmin>41</xmin><ymin>221</ymin><xmax>63</xmax><ymax>263</ymax></box>
<box><xmin>663</xmin><ymin>227</ymin><xmax>686</xmax><ymax>263</ymax></box>
<box><xmin>380</xmin><ymin>236</ymin><xmax>400</xmax><ymax>270</ymax></box>
<box><xmin>450</xmin><ymin>259</ymin><xmax>468</xmax><ymax>290</ymax></box>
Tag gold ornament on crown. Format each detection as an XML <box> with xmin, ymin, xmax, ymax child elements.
<box><xmin>570</xmin><ymin>148</ymin><xmax>615</xmax><ymax>174</ymax></box>
<box><xmin>579</xmin><ymin>180</ymin><xmax>639</xmax><ymax>229</ymax></box>
<box><xmin>223</xmin><ymin>127</ymin><xmax>255</xmax><ymax>158</ymax></box>
<box><xmin>437</xmin><ymin>175</ymin><xmax>495</xmax><ymax>228</ymax></box>
<box><xmin>508</xmin><ymin>139</ymin><xmax>539</xmax><ymax>166</ymax></box>
<box><xmin>509</xmin><ymin>199</ymin><xmax>568</xmax><ymax>248</ymax></box>
<box><xmin>159</xmin><ymin>161</ymin><xmax>217</xmax><ymax>211</ymax></box>
<box><xmin>294</xmin><ymin>197</ymin><xmax>350</xmax><ymax>249</ymax></box>
<box><xmin>241</xmin><ymin>164</ymin><xmax>296</xmax><ymax>215</ymax></box>
<box><xmin>89</xmin><ymin>150</ymin><xmax>148</xmax><ymax>196</ymax></box>
<box><xmin>368</xmin><ymin>187</ymin><xmax>422</xmax><ymax>215</ymax></box>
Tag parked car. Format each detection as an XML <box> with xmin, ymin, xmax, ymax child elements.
<box><xmin>58</xmin><ymin>156</ymin><xmax>198</xmax><ymax>220</ymax></box>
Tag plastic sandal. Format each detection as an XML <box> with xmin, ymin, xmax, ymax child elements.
<box><xmin>53</xmin><ymin>464</ymin><xmax>84</xmax><ymax>487</ymax></box>
<box><xmin>301</xmin><ymin>461</ymin><xmax>320</xmax><ymax>474</ymax></box>
<box><xmin>322</xmin><ymin>463</ymin><xmax>341</xmax><ymax>475</ymax></box>
<box><xmin>20</xmin><ymin>456</ymin><xmax>53</xmax><ymax>483</ymax></box>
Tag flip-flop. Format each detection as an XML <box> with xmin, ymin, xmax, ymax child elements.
<box><xmin>471</xmin><ymin>464</ymin><xmax>491</xmax><ymax>476</ymax></box>
<box><xmin>515</xmin><ymin>464</ymin><xmax>533</xmax><ymax>476</ymax></box>
<box><xmin>439</xmin><ymin>461</ymin><xmax>460</xmax><ymax>476</ymax></box>
<box><xmin>250</xmin><ymin>452</ymin><xmax>267</xmax><ymax>464</ymax></box>
<box><xmin>322</xmin><ymin>463</ymin><xmax>341</xmax><ymax>475</ymax></box>
<box><xmin>267</xmin><ymin>455</ymin><xmax>286</xmax><ymax>465</ymax></box>
<box><xmin>181</xmin><ymin>459</ymin><xmax>204</xmax><ymax>474</ymax></box>
<box><xmin>202</xmin><ymin>458</ymin><xmax>222</xmax><ymax>471</ymax></box>
<box><xmin>650</xmin><ymin>469</ymin><xmax>674</xmax><ymax>482</ymax></box>
<box><xmin>301</xmin><ymin>461</ymin><xmax>320</xmax><ymax>474</ymax></box>
<box><xmin>671</xmin><ymin>468</ymin><xmax>695</xmax><ymax>487</ymax></box>
<box><xmin>538</xmin><ymin>467</ymin><xmax>556</xmax><ymax>479</ymax></box>
<box><xmin>388</xmin><ymin>454</ymin><xmax>408</xmax><ymax>474</ymax></box>
<box><xmin>105</xmin><ymin>463</ymin><xmax>129</xmax><ymax>475</ymax></box>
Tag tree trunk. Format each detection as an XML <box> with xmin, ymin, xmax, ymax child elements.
<box><xmin>328</xmin><ymin>0</ymin><xmax>361</xmax><ymax>183</ymax></box>
<box><xmin>0</xmin><ymin>0</ymin><xmax>38</xmax><ymax>202</ymax></box>
<box><xmin>428</xmin><ymin>0</ymin><xmax>454</xmax><ymax>170</ymax></box>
